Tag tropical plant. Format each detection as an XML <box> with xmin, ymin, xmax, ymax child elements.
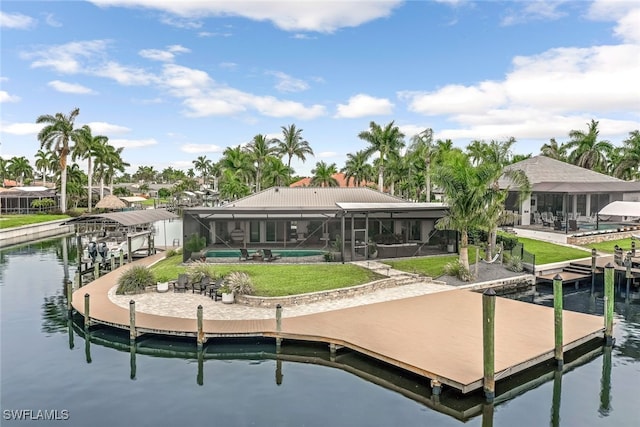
<box><xmin>408</xmin><ymin>128</ymin><xmax>434</xmax><ymax>201</ymax></box>
<box><xmin>192</xmin><ymin>155</ymin><xmax>211</xmax><ymax>186</ymax></box>
<box><xmin>188</xmin><ymin>263</ymin><xmax>216</xmax><ymax>284</ymax></box>
<box><xmin>358</xmin><ymin>121</ymin><xmax>405</xmax><ymax>192</ymax></box>
<box><xmin>72</xmin><ymin>125</ymin><xmax>108</xmax><ymax>212</ymax></box>
<box><xmin>443</xmin><ymin>259</ymin><xmax>472</xmax><ymax>281</ymax></box>
<box><xmin>36</xmin><ymin>107</ymin><xmax>82</xmax><ymax>213</ymax></box>
<box><xmin>262</xmin><ymin>157</ymin><xmax>292</xmax><ymax>187</ymax></box>
<box><xmin>223</xmin><ymin>271</ymin><xmax>254</xmax><ymax>296</ymax></box>
<box><xmin>184</xmin><ymin>233</ymin><xmax>206</xmax><ymax>255</ymax></box>
<box><xmin>310</xmin><ymin>161</ymin><xmax>338</xmax><ymax>187</ymax></box>
<box><xmin>219</xmin><ymin>169</ymin><xmax>250</xmax><ymax>200</ymax></box>
<box><xmin>116</xmin><ymin>265</ymin><xmax>156</xmax><ymax>294</ymax></box>
<box><xmin>34</xmin><ymin>149</ymin><xmax>52</xmax><ymax>185</ymax></box>
<box><xmin>7</xmin><ymin>156</ymin><xmax>33</xmax><ymax>185</ymax></box>
<box><xmin>540</xmin><ymin>138</ymin><xmax>568</xmax><ymax>161</ymax></box>
<box><xmin>63</xmin><ymin>163</ymin><xmax>87</xmax><ymax>209</ymax></box>
<box><xmin>341</xmin><ymin>150</ymin><xmax>372</xmax><ymax>187</ymax></box>
<box><xmin>247</xmin><ymin>134</ymin><xmax>276</xmax><ymax>192</ymax></box>
<box><xmin>613</xmin><ymin>130</ymin><xmax>640</xmax><ymax>180</ymax></box>
<box><xmin>565</xmin><ymin>119</ymin><xmax>613</xmax><ymax>173</ymax></box>
<box><xmin>275</xmin><ymin>124</ymin><xmax>314</xmax><ymax>180</ymax></box>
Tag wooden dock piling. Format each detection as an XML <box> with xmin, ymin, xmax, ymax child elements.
<box><xmin>197</xmin><ymin>305</ymin><xmax>204</xmax><ymax>349</ymax></box>
<box><xmin>83</xmin><ymin>293</ymin><xmax>91</xmax><ymax>331</ymax></box>
<box><xmin>129</xmin><ymin>300</ymin><xmax>136</xmax><ymax>343</ymax></box>
<box><xmin>66</xmin><ymin>279</ymin><xmax>73</xmax><ymax>317</ymax></box>
<box><xmin>553</xmin><ymin>274</ymin><xmax>564</xmax><ymax>367</ymax></box>
<box><xmin>604</xmin><ymin>263</ymin><xmax>614</xmax><ymax>346</ymax></box>
<box><xmin>119</xmin><ymin>249</ymin><xmax>124</xmax><ymax>267</ymax></box>
<box><xmin>482</xmin><ymin>288</ymin><xmax>496</xmax><ymax>401</ymax></box>
<box><xmin>94</xmin><ymin>262</ymin><xmax>99</xmax><ymax>280</ymax></box>
<box><xmin>591</xmin><ymin>248</ymin><xmax>597</xmax><ymax>293</ymax></box>
<box><xmin>276</xmin><ymin>304</ymin><xmax>283</xmax><ymax>348</ymax></box>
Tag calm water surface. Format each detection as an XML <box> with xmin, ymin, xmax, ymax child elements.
<box><xmin>1</xmin><ymin>235</ymin><xmax>639</xmax><ymax>426</ymax></box>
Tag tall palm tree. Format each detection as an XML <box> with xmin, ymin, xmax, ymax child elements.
<box><xmin>7</xmin><ymin>156</ymin><xmax>33</xmax><ymax>185</ymax></box>
<box><xmin>34</xmin><ymin>150</ymin><xmax>52</xmax><ymax>185</ymax></box>
<box><xmin>310</xmin><ymin>161</ymin><xmax>338</xmax><ymax>187</ymax></box>
<box><xmin>192</xmin><ymin>155</ymin><xmax>211</xmax><ymax>187</ymax></box>
<box><xmin>72</xmin><ymin>126</ymin><xmax>108</xmax><ymax>212</ymax></box>
<box><xmin>247</xmin><ymin>134</ymin><xmax>275</xmax><ymax>192</ymax></box>
<box><xmin>36</xmin><ymin>107</ymin><xmax>82</xmax><ymax>213</ymax></box>
<box><xmin>466</xmin><ymin>140</ymin><xmax>487</xmax><ymax>166</ymax></box>
<box><xmin>540</xmin><ymin>138</ymin><xmax>567</xmax><ymax>161</ymax></box>
<box><xmin>341</xmin><ymin>150</ymin><xmax>373</xmax><ymax>187</ymax></box>
<box><xmin>358</xmin><ymin>121</ymin><xmax>405</xmax><ymax>192</ymax></box>
<box><xmin>613</xmin><ymin>130</ymin><xmax>640</xmax><ymax>180</ymax></box>
<box><xmin>219</xmin><ymin>169</ymin><xmax>250</xmax><ymax>201</ymax></box>
<box><xmin>0</xmin><ymin>157</ymin><xmax>7</xmax><ymax>184</ymax></box>
<box><xmin>275</xmin><ymin>124</ymin><xmax>314</xmax><ymax>180</ymax></box>
<box><xmin>409</xmin><ymin>128</ymin><xmax>434</xmax><ymax>201</ymax></box>
<box><xmin>565</xmin><ymin>119</ymin><xmax>613</xmax><ymax>173</ymax></box>
<box><xmin>262</xmin><ymin>157</ymin><xmax>292</xmax><ymax>187</ymax></box>
<box><xmin>102</xmin><ymin>145</ymin><xmax>128</xmax><ymax>195</ymax></box>
<box><xmin>63</xmin><ymin>163</ymin><xmax>87</xmax><ymax>209</ymax></box>
<box><xmin>432</xmin><ymin>150</ymin><xmax>491</xmax><ymax>273</ymax></box>
<box><xmin>220</xmin><ymin>146</ymin><xmax>254</xmax><ymax>185</ymax></box>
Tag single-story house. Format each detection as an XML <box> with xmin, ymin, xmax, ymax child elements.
<box><xmin>0</xmin><ymin>186</ymin><xmax>60</xmax><ymax>214</ymax></box>
<box><xmin>182</xmin><ymin>187</ymin><xmax>451</xmax><ymax>261</ymax></box>
<box><xmin>500</xmin><ymin>156</ymin><xmax>640</xmax><ymax>226</ymax></box>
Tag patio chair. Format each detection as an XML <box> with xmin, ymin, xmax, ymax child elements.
<box><xmin>239</xmin><ymin>248</ymin><xmax>252</xmax><ymax>261</ymax></box>
<box><xmin>568</xmin><ymin>219</ymin><xmax>579</xmax><ymax>231</ymax></box>
<box><xmin>208</xmin><ymin>276</ymin><xmax>225</xmax><ymax>301</ymax></box>
<box><xmin>553</xmin><ymin>220</ymin><xmax>563</xmax><ymax>230</ymax></box>
<box><xmin>262</xmin><ymin>249</ymin><xmax>281</xmax><ymax>262</ymax></box>
<box><xmin>193</xmin><ymin>275</ymin><xmax>209</xmax><ymax>294</ymax></box>
<box><xmin>174</xmin><ymin>273</ymin><xmax>188</xmax><ymax>292</ymax></box>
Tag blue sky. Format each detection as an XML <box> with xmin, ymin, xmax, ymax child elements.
<box><xmin>1</xmin><ymin>0</ymin><xmax>639</xmax><ymax>177</ymax></box>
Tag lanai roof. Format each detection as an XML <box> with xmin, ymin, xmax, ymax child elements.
<box><xmin>500</xmin><ymin>155</ymin><xmax>640</xmax><ymax>193</ymax></box>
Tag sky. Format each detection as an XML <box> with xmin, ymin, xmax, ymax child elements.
<box><xmin>1</xmin><ymin>0</ymin><xmax>639</xmax><ymax>177</ymax></box>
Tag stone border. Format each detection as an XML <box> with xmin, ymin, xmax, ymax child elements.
<box><xmin>457</xmin><ymin>274</ymin><xmax>536</xmax><ymax>293</ymax></box>
<box><xmin>235</xmin><ymin>275</ymin><xmax>441</xmax><ymax>308</ymax></box>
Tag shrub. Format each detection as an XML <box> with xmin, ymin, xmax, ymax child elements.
<box><xmin>497</xmin><ymin>234</ymin><xmax>518</xmax><ymax>251</ymax></box>
<box><xmin>444</xmin><ymin>260</ymin><xmax>472</xmax><ymax>281</ymax></box>
<box><xmin>116</xmin><ymin>266</ymin><xmax>156</xmax><ymax>294</ymax></box>
<box><xmin>165</xmin><ymin>247</ymin><xmax>182</xmax><ymax>258</ymax></box>
<box><xmin>224</xmin><ymin>271</ymin><xmax>254</xmax><ymax>295</ymax></box>
<box><xmin>507</xmin><ymin>255</ymin><xmax>524</xmax><ymax>272</ymax></box>
<box><xmin>185</xmin><ymin>233</ymin><xmax>206</xmax><ymax>254</ymax></box>
<box><xmin>189</xmin><ymin>263</ymin><xmax>215</xmax><ymax>284</ymax></box>
<box><xmin>324</xmin><ymin>252</ymin><xmax>334</xmax><ymax>262</ymax></box>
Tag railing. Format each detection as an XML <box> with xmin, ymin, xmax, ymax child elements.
<box><xmin>509</xmin><ymin>243</ymin><xmax>536</xmax><ymax>274</ymax></box>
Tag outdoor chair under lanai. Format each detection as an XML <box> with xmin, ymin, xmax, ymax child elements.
<box><xmin>262</xmin><ymin>249</ymin><xmax>281</xmax><ymax>262</ymax></box>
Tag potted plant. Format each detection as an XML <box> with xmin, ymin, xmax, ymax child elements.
<box><xmin>222</xmin><ymin>271</ymin><xmax>254</xmax><ymax>304</ymax></box>
<box><xmin>219</xmin><ymin>284</ymin><xmax>234</xmax><ymax>304</ymax></box>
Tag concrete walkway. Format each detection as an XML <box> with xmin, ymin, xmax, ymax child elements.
<box><xmin>108</xmin><ymin>259</ymin><xmax>455</xmax><ymax>320</ymax></box>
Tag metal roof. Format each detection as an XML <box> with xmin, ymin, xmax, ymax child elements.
<box><xmin>336</xmin><ymin>202</ymin><xmax>448</xmax><ymax>212</ymax></box>
<box><xmin>64</xmin><ymin>209</ymin><xmax>177</xmax><ymax>226</ymax></box>
<box><xmin>0</xmin><ymin>190</ymin><xmax>58</xmax><ymax>198</ymax></box>
<box><xmin>530</xmin><ymin>181</ymin><xmax>640</xmax><ymax>193</ymax></box>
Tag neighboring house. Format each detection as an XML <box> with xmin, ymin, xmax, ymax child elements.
<box><xmin>0</xmin><ymin>186</ymin><xmax>60</xmax><ymax>214</ymax></box>
<box><xmin>500</xmin><ymin>156</ymin><xmax>640</xmax><ymax>226</ymax></box>
<box><xmin>290</xmin><ymin>172</ymin><xmax>375</xmax><ymax>188</ymax></box>
<box><xmin>182</xmin><ymin>187</ymin><xmax>449</xmax><ymax>260</ymax></box>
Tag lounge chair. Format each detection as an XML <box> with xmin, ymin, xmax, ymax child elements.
<box><xmin>174</xmin><ymin>273</ymin><xmax>188</xmax><ymax>292</ymax></box>
<box><xmin>239</xmin><ymin>248</ymin><xmax>253</xmax><ymax>261</ymax></box>
<box><xmin>262</xmin><ymin>249</ymin><xmax>281</xmax><ymax>262</ymax></box>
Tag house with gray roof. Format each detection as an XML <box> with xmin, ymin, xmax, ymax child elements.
<box><xmin>500</xmin><ymin>156</ymin><xmax>640</xmax><ymax>226</ymax></box>
<box><xmin>182</xmin><ymin>187</ymin><xmax>450</xmax><ymax>261</ymax></box>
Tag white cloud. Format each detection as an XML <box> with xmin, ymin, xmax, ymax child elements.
<box><xmin>317</xmin><ymin>151</ymin><xmax>337</xmax><ymax>158</ymax></box>
<box><xmin>48</xmin><ymin>80</ymin><xmax>96</xmax><ymax>94</ymax></box>
<box><xmin>268</xmin><ymin>71</ymin><xmax>309</xmax><ymax>93</ymax></box>
<box><xmin>89</xmin><ymin>0</ymin><xmax>403</xmax><ymax>33</ymax></box>
<box><xmin>84</xmin><ymin>122</ymin><xmax>131</xmax><ymax>135</ymax></box>
<box><xmin>0</xmin><ymin>90</ymin><xmax>21</xmax><ymax>103</ymax></box>
<box><xmin>94</xmin><ymin>61</ymin><xmax>157</xmax><ymax>85</ymax></box>
<box><xmin>0</xmin><ymin>122</ymin><xmax>43</xmax><ymax>135</ymax></box>
<box><xmin>335</xmin><ymin>94</ymin><xmax>394</xmax><ymax>118</ymax></box>
<box><xmin>219</xmin><ymin>62</ymin><xmax>237</xmax><ymax>70</ymax></box>
<box><xmin>180</xmin><ymin>143</ymin><xmax>222</xmax><ymax>154</ymax></box>
<box><xmin>110</xmin><ymin>138</ymin><xmax>158</xmax><ymax>148</ymax></box>
<box><xmin>44</xmin><ymin>13</ymin><xmax>62</xmax><ymax>27</ymax></box>
<box><xmin>22</xmin><ymin>40</ymin><xmax>110</xmax><ymax>74</ymax></box>
<box><xmin>139</xmin><ymin>44</ymin><xmax>190</xmax><ymax>62</ymax></box>
<box><xmin>401</xmin><ymin>81</ymin><xmax>506</xmax><ymax>115</ymax></box>
<box><xmin>501</xmin><ymin>1</ymin><xmax>567</xmax><ymax>26</ymax></box>
<box><xmin>0</xmin><ymin>11</ymin><xmax>36</xmax><ymax>29</ymax></box>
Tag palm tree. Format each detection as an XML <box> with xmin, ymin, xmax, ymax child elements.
<box><xmin>409</xmin><ymin>128</ymin><xmax>434</xmax><ymax>201</ymax></box>
<box><xmin>565</xmin><ymin>119</ymin><xmax>613</xmax><ymax>173</ymax></box>
<box><xmin>275</xmin><ymin>124</ymin><xmax>314</xmax><ymax>180</ymax></box>
<box><xmin>64</xmin><ymin>163</ymin><xmax>87</xmax><ymax>209</ymax></box>
<box><xmin>34</xmin><ymin>150</ymin><xmax>52</xmax><ymax>185</ymax></box>
<box><xmin>220</xmin><ymin>146</ymin><xmax>254</xmax><ymax>185</ymax></box>
<box><xmin>219</xmin><ymin>169</ymin><xmax>250</xmax><ymax>200</ymax></box>
<box><xmin>613</xmin><ymin>130</ymin><xmax>640</xmax><ymax>180</ymax></box>
<box><xmin>187</xmin><ymin>168</ymin><xmax>195</xmax><ymax>178</ymax></box>
<box><xmin>540</xmin><ymin>138</ymin><xmax>567</xmax><ymax>161</ymax></box>
<box><xmin>358</xmin><ymin>121</ymin><xmax>405</xmax><ymax>192</ymax></box>
<box><xmin>102</xmin><ymin>145</ymin><xmax>128</xmax><ymax>195</ymax></box>
<box><xmin>341</xmin><ymin>150</ymin><xmax>373</xmax><ymax>187</ymax></box>
<box><xmin>0</xmin><ymin>157</ymin><xmax>7</xmax><ymax>184</ymax></box>
<box><xmin>192</xmin><ymin>155</ymin><xmax>211</xmax><ymax>187</ymax></box>
<box><xmin>432</xmin><ymin>151</ymin><xmax>491</xmax><ymax>274</ymax></box>
<box><xmin>310</xmin><ymin>161</ymin><xmax>339</xmax><ymax>187</ymax></box>
<box><xmin>7</xmin><ymin>156</ymin><xmax>33</xmax><ymax>185</ymax></box>
<box><xmin>72</xmin><ymin>126</ymin><xmax>108</xmax><ymax>212</ymax></box>
<box><xmin>466</xmin><ymin>140</ymin><xmax>487</xmax><ymax>166</ymax></box>
<box><xmin>36</xmin><ymin>107</ymin><xmax>82</xmax><ymax>213</ymax></box>
<box><xmin>247</xmin><ymin>134</ymin><xmax>275</xmax><ymax>192</ymax></box>
<box><xmin>262</xmin><ymin>157</ymin><xmax>292</xmax><ymax>187</ymax></box>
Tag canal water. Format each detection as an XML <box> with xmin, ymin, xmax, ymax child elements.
<box><xmin>1</xmin><ymin>234</ymin><xmax>638</xmax><ymax>426</ymax></box>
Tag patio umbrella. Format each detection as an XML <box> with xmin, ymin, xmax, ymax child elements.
<box><xmin>95</xmin><ymin>195</ymin><xmax>126</xmax><ymax>210</ymax></box>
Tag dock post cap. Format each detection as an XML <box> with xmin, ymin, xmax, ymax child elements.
<box><xmin>84</xmin><ymin>293</ymin><xmax>90</xmax><ymax>297</ymax></box>
<box><xmin>129</xmin><ymin>300</ymin><xmax>135</xmax><ymax>305</ymax></box>
<box><xmin>276</xmin><ymin>304</ymin><xmax>282</xmax><ymax>309</ymax></box>
<box><xmin>605</xmin><ymin>262</ymin><xmax>614</xmax><ymax>269</ymax></box>
<box><xmin>483</xmin><ymin>288</ymin><xmax>496</xmax><ymax>296</ymax></box>
<box><xmin>197</xmin><ymin>304</ymin><xmax>203</xmax><ymax>309</ymax></box>
<box><xmin>553</xmin><ymin>274</ymin><xmax>563</xmax><ymax>281</ymax></box>
<box><xmin>591</xmin><ymin>248</ymin><xmax>597</xmax><ymax>254</ymax></box>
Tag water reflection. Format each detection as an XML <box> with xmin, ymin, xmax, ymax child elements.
<box><xmin>599</xmin><ymin>344</ymin><xmax>613</xmax><ymax>417</ymax></box>
<box><xmin>550</xmin><ymin>368</ymin><xmax>562</xmax><ymax>427</ymax></box>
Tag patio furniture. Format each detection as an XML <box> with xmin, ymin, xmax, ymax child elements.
<box><xmin>553</xmin><ymin>220</ymin><xmax>563</xmax><ymax>230</ymax></box>
<box><xmin>262</xmin><ymin>249</ymin><xmax>281</xmax><ymax>262</ymax></box>
<box><xmin>207</xmin><ymin>276</ymin><xmax>225</xmax><ymax>301</ymax></box>
<box><xmin>568</xmin><ymin>219</ymin><xmax>579</xmax><ymax>231</ymax></box>
<box><xmin>192</xmin><ymin>276</ymin><xmax>209</xmax><ymax>294</ymax></box>
<box><xmin>174</xmin><ymin>273</ymin><xmax>188</xmax><ymax>292</ymax></box>
<box><xmin>239</xmin><ymin>248</ymin><xmax>253</xmax><ymax>261</ymax></box>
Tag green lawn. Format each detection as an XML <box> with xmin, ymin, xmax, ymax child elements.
<box><xmin>586</xmin><ymin>237</ymin><xmax>637</xmax><ymax>254</ymax></box>
<box><xmin>386</xmin><ymin>247</ymin><xmax>480</xmax><ymax>277</ymax></box>
<box><xmin>0</xmin><ymin>214</ymin><xmax>70</xmax><ymax>229</ymax></box>
<box><xmin>151</xmin><ymin>254</ymin><xmax>384</xmax><ymax>297</ymax></box>
<box><xmin>504</xmin><ymin>235</ymin><xmax>591</xmax><ymax>264</ymax></box>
